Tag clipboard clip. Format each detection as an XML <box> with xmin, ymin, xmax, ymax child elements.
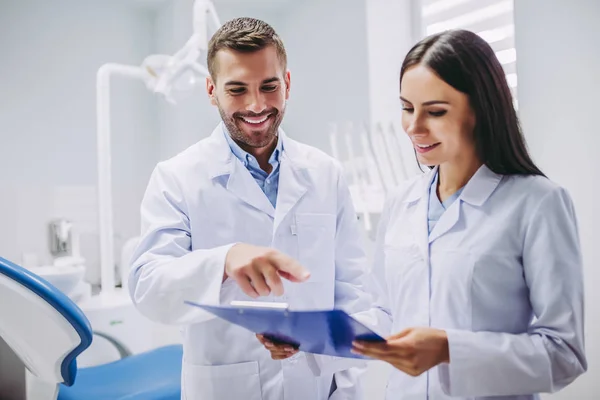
<box><xmin>230</xmin><ymin>300</ymin><xmax>289</xmax><ymax>310</ymax></box>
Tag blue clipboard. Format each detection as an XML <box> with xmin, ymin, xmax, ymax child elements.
<box><xmin>184</xmin><ymin>301</ymin><xmax>385</xmax><ymax>359</ymax></box>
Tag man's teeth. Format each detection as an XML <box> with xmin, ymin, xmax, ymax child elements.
<box><xmin>242</xmin><ymin>115</ymin><xmax>269</xmax><ymax>124</ymax></box>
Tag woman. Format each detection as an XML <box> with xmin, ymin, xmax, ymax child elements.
<box><xmin>351</xmin><ymin>30</ymin><xmax>587</xmax><ymax>399</ymax></box>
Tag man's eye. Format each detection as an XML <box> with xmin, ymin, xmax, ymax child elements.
<box><xmin>262</xmin><ymin>85</ymin><xmax>278</xmax><ymax>92</ymax></box>
<box><xmin>229</xmin><ymin>88</ymin><xmax>245</xmax><ymax>94</ymax></box>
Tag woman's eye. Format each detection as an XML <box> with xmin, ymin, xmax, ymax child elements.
<box><xmin>402</xmin><ymin>107</ymin><xmax>414</xmax><ymax>113</ymax></box>
<box><xmin>429</xmin><ymin>110</ymin><xmax>447</xmax><ymax>117</ymax></box>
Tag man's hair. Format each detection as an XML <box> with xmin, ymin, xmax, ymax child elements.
<box><xmin>207</xmin><ymin>17</ymin><xmax>287</xmax><ymax>79</ymax></box>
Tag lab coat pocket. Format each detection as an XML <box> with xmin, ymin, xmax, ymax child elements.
<box><xmin>295</xmin><ymin>213</ymin><xmax>336</xmax><ymax>283</ymax></box>
<box><xmin>182</xmin><ymin>360</ymin><xmax>262</xmax><ymax>400</ymax></box>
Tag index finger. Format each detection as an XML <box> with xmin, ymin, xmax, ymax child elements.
<box><xmin>269</xmin><ymin>252</ymin><xmax>310</xmax><ymax>282</ymax></box>
<box><xmin>263</xmin><ymin>267</ymin><xmax>284</xmax><ymax>297</ymax></box>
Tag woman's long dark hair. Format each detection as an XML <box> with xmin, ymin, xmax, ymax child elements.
<box><xmin>401</xmin><ymin>29</ymin><xmax>544</xmax><ymax>176</ymax></box>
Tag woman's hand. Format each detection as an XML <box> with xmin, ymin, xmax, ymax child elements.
<box><xmin>352</xmin><ymin>327</ymin><xmax>450</xmax><ymax>376</ymax></box>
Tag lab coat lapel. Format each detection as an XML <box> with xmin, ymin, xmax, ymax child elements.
<box><xmin>428</xmin><ymin>164</ymin><xmax>503</xmax><ymax>243</ymax></box>
<box><xmin>411</xmin><ymin>196</ymin><xmax>430</xmax><ymax>263</ymax></box>
<box><xmin>227</xmin><ymin>160</ymin><xmax>275</xmax><ymax>217</ymax></box>
<box><xmin>273</xmin><ymin>133</ymin><xmax>310</xmax><ymax>233</ymax></box>
<box><xmin>407</xmin><ymin>170</ymin><xmax>434</xmax><ymax>262</ymax></box>
<box><xmin>206</xmin><ymin>124</ymin><xmax>275</xmax><ymax>218</ymax></box>
<box><xmin>428</xmin><ymin>197</ymin><xmax>460</xmax><ymax>243</ymax></box>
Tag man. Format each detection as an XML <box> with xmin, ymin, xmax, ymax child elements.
<box><xmin>128</xmin><ymin>17</ymin><xmax>372</xmax><ymax>399</ymax></box>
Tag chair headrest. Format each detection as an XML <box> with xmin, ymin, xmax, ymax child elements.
<box><xmin>0</xmin><ymin>257</ymin><xmax>92</xmax><ymax>386</ymax></box>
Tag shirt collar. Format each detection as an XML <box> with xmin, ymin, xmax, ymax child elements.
<box><xmin>409</xmin><ymin>165</ymin><xmax>502</xmax><ymax>207</ymax></box>
<box><xmin>222</xmin><ymin>123</ymin><xmax>283</xmax><ymax>168</ymax></box>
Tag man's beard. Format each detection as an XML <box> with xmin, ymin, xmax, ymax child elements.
<box><xmin>217</xmin><ymin>103</ymin><xmax>286</xmax><ymax>149</ymax></box>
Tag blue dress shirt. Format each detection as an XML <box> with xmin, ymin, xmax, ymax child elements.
<box><xmin>223</xmin><ymin>125</ymin><xmax>282</xmax><ymax>208</ymax></box>
<box><xmin>428</xmin><ymin>171</ymin><xmax>464</xmax><ymax>234</ymax></box>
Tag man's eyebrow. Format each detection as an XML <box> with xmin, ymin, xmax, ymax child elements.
<box><xmin>224</xmin><ymin>77</ymin><xmax>281</xmax><ymax>86</ymax></box>
<box><xmin>224</xmin><ymin>81</ymin><xmax>247</xmax><ymax>86</ymax></box>
<box><xmin>262</xmin><ymin>77</ymin><xmax>280</xmax><ymax>84</ymax></box>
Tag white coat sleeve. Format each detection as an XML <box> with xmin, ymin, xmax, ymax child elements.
<box><xmin>128</xmin><ymin>163</ymin><xmax>235</xmax><ymax>326</ymax></box>
<box><xmin>438</xmin><ymin>186</ymin><xmax>587</xmax><ymax>397</ymax></box>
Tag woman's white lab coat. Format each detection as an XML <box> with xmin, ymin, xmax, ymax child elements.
<box><xmin>128</xmin><ymin>124</ymin><xmax>371</xmax><ymax>400</ymax></box>
<box><xmin>362</xmin><ymin>165</ymin><xmax>587</xmax><ymax>399</ymax></box>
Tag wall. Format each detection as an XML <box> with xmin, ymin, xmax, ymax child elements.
<box><xmin>154</xmin><ymin>0</ymin><xmax>217</xmax><ymax>160</ymax></box>
<box><xmin>0</xmin><ymin>0</ymin><xmax>159</xmax><ymax>283</ymax></box>
<box><xmin>365</xmin><ymin>0</ymin><xmax>423</xmax><ymax>182</ymax></box>
<box><xmin>274</xmin><ymin>0</ymin><xmax>371</xmax><ymax>152</ymax></box>
<box><xmin>514</xmin><ymin>0</ymin><xmax>600</xmax><ymax>398</ymax></box>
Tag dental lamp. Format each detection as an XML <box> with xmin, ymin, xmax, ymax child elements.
<box><xmin>96</xmin><ymin>0</ymin><xmax>221</xmax><ymax>294</ymax></box>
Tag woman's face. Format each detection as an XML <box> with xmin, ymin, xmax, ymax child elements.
<box><xmin>400</xmin><ymin>64</ymin><xmax>477</xmax><ymax>167</ymax></box>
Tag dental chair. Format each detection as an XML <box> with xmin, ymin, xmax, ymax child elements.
<box><xmin>0</xmin><ymin>257</ymin><xmax>183</xmax><ymax>400</ymax></box>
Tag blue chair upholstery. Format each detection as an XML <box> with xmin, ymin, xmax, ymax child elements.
<box><xmin>59</xmin><ymin>345</ymin><xmax>182</xmax><ymax>400</ymax></box>
<box><xmin>0</xmin><ymin>257</ymin><xmax>182</xmax><ymax>400</ymax></box>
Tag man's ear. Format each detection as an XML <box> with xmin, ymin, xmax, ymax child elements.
<box><xmin>206</xmin><ymin>77</ymin><xmax>218</xmax><ymax>106</ymax></box>
<box><xmin>284</xmin><ymin>70</ymin><xmax>291</xmax><ymax>100</ymax></box>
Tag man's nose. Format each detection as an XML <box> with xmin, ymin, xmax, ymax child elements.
<box><xmin>246</xmin><ymin>91</ymin><xmax>267</xmax><ymax>114</ymax></box>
